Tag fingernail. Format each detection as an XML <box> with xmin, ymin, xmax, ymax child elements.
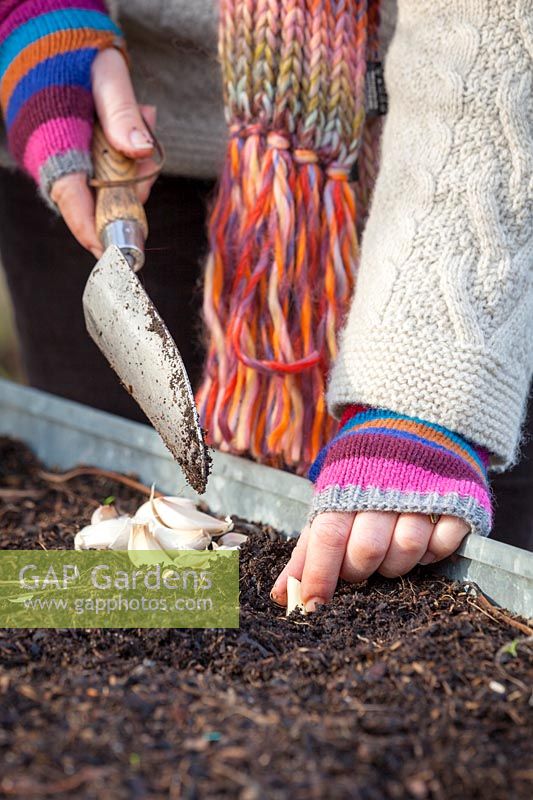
<box><xmin>269</xmin><ymin>588</ymin><xmax>285</xmax><ymax>608</ymax></box>
<box><xmin>130</xmin><ymin>127</ymin><xmax>153</xmax><ymax>150</ymax></box>
<box><xmin>419</xmin><ymin>553</ymin><xmax>436</xmax><ymax>565</ymax></box>
<box><xmin>305</xmin><ymin>596</ymin><xmax>326</xmax><ymax>613</ymax></box>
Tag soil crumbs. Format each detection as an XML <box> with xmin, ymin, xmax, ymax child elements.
<box><xmin>0</xmin><ymin>436</ymin><xmax>532</xmax><ymax>800</ymax></box>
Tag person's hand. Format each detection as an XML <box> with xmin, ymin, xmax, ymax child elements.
<box><xmin>50</xmin><ymin>48</ymin><xmax>159</xmax><ymax>259</ymax></box>
<box><xmin>271</xmin><ymin>510</ymin><xmax>469</xmax><ymax>612</ymax></box>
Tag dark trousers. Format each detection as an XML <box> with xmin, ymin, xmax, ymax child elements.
<box><xmin>0</xmin><ymin>167</ymin><xmax>531</xmax><ymax>550</ymax></box>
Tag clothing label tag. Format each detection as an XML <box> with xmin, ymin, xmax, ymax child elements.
<box><xmin>365</xmin><ymin>61</ymin><xmax>388</xmax><ymax>116</ymax></box>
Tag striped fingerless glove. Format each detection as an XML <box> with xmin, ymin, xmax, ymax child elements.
<box><xmin>0</xmin><ymin>0</ymin><xmax>123</xmax><ymax>204</ymax></box>
<box><xmin>310</xmin><ymin>405</ymin><xmax>492</xmax><ymax>537</ymax></box>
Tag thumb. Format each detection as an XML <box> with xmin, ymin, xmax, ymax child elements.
<box><xmin>91</xmin><ymin>48</ymin><xmax>154</xmax><ymax>158</ymax></box>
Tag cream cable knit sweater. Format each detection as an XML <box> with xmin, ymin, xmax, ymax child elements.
<box><xmin>0</xmin><ymin>0</ymin><xmax>528</xmax><ymax>473</ymax></box>
<box><xmin>328</xmin><ymin>0</ymin><xmax>533</xmax><ymax>471</ymax></box>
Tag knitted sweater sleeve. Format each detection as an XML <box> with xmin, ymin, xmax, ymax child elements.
<box><xmin>310</xmin><ymin>404</ymin><xmax>492</xmax><ymax>537</ymax></box>
<box><xmin>328</xmin><ymin>0</ymin><xmax>533</xmax><ymax>472</ymax></box>
<box><xmin>0</xmin><ymin>1</ymin><xmax>123</xmax><ymax>204</ymax></box>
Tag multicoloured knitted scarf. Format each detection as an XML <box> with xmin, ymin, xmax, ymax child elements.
<box><xmin>197</xmin><ymin>0</ymin><xmax>383</xmax><ymax>474</ymax></box>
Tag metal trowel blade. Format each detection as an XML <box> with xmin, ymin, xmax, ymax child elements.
<box><xmin>82</xmin><ymin>245</ymin><xmax>210</xmax><ymax>493</ymax></box>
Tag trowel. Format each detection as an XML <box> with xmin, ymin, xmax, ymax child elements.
<box><xmin>81</xmin><ymin>124</ymin><xmax>210</xmax><ymax>494</ymax></box>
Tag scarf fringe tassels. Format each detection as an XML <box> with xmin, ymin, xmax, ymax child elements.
<box><xmin>197</xmin><ymin>0</ymin><xmax>378</xmax><ymax>474</ymax></box>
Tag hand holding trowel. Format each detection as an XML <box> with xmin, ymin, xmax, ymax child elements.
<box><xmin>82</xmin><ymin>123</ymin><xmax>210</xmax><ymax>494</ymax></box>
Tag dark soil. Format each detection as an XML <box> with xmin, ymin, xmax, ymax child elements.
<box><xmin>0</xmin><ymin>436</ymin><xmax>532</xmax><ymax>800</ymax></box>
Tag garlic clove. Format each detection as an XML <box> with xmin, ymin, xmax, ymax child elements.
<box><xmin>109</xmin><ymin>519</ymin><xmax>132</xmax><ymax>550</ymax></box>
<box><xmin>127</xmin><ymin>522</ymin><xmax>173</xmax><ymax>566</ymax></box>
<box><xmin>217</xmin><ymin>532</ymin><xmax>248</xmax><ymax>548</ymax></box>
<box><xmin>134</xmin><ymin>496</ymin><xmax>226</xmax><ymax>531</ymax></box>
<box><xmin>148</xmin><ymin>494</ymin><xmax>233</xmax><ymax>534</ymax></box>
<box><xmin>134</xmin><ymin>500</ymin><xmax>156</xmax><ymax>525</ymax></box>
<box><xmin>128</xmin><ymin>522</ymin><xmax>163</xmax><ymax>550</ymax></box>
<box><xmin>214</xmin><ymin>545</ymin><xmax>241</xmax><ymax>550</ymax></box>
<box><xmin>135</xmin><ymin>494</ymin><xmax>199</xmax><ymax>524</ymax></box>
<box><xmin>159</xmin><ymin>496</ymin><xmax>197</xmax><ymax>509</ymax></box>
<box><xmin>133</xmin><ymin>485</ymin><xmax>159</xmax><ymax>524</ymax></box>
<box><xmin>286</xmin><ymin>576</ymin><xmax>307</xmax><ymax>617</ymax></box>
<box><xmin>153</xmin><ymin>525</ymin><xmax>211</xmax><ymax>552</ymax></box>
<box><xmin>91</xmin><ymin>504</ymin><xmax>119</xmax><ymax>525</ymax></box>
<box><xmin>75</xmin><ymin>516</ymin><xmax>132</xmax><ymax>551</ymax></box>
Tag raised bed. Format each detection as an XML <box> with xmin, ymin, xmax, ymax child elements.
<box><xmin>1</xmin><ymin>378</ymin><xmax>532</xmax><ymax>619</ymax></box>
<box><xmin>1</xmin><ymin>450</ymin><xmax>531</xmax><ymax>798</ymax></box>
<box><xmin>1</xmin><ymin>378</ymin><xmax>533</xmax><ymax>798</ymax></box>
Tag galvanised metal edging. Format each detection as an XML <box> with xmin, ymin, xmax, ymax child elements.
<box><xmin>0</xmin><ymin>378</ymin><xmax>311</xmax><ymax>535</ymax></box>
<box><xmin>1</xmin><ymin>378</ymin><xmax>532</xmax><ymax>619</ymax></box>
<box><xmin>435</xmin><ymin>535</ymin><xmax>532</xmax><ymax>622</ymax></box>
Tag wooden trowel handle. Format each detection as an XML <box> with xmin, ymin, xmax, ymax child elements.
<box><xmin>92</xmin><ymin>122</ymin><xmax>148</xmax><ymax>271</ymax></box>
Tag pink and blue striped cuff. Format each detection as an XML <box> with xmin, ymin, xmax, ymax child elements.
<box><xmin>310</xmin><ymin>405</ymin><xmax>493</xmax><ymax>537</ymax></box>
<box><xmin>0</xmin><ymin>1</ymin><xmax>123</xmax><ymax>204</ymax></box>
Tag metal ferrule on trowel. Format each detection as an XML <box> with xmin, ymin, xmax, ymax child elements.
<box><xmin>101</xmin><ymin>219</ymin><xmax>145</xmax><ymax>273</ymax></box>
<box><xmin>92</xmin><ymin>122</ymin><xmax>148</xmax><ymax>273</ymax></box>
<box><xmin>81</xmin><ymin>124</ymin><xmax>210</xmax><ymax>494</ymax></box>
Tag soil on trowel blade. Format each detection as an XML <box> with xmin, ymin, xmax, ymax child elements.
<box><xmin>0</xmin><ymin>436</ymin><xmax>532</xmax><ymax>800</ymax></box>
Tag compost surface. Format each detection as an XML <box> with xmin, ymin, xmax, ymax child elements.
<box><xmin>0</xmin><ymin>437</ymin><xmax>532</xmax><ymax>800</ymax></box>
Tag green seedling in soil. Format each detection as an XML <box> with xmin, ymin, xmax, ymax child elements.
<box><xmin>502</xmin><ymin>639</ymin><xmax>520</xmax><ymax>658</ymax></box>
